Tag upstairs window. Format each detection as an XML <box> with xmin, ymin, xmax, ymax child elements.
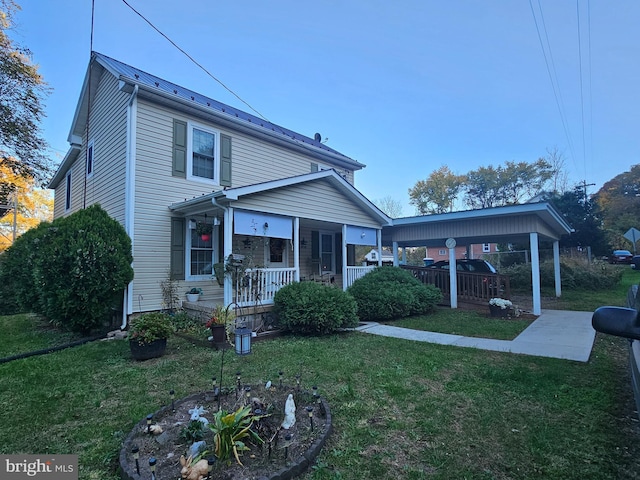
<box><xmin>65</xmin><ymin>172</ymin><xmax>72</xmax><ymax>211</ymax></box>
<box><xmin>86</xmin><ymin>139</ymin><xmax>94</xmax><ymax>177</ymax></box>
<box><xmin>187</xmin><ymin>123</ymin><xmax>219</xmax><ymax>184</ymax></box>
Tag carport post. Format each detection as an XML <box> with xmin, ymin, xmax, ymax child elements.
<box><xmin>449</xmin><ymin>244</ymin><xmax>457</xmax><ymax>309</ymax></box>
<box><xmin>553</xmin><ymin>240</ymin><xmax>561</xmax><ymax>297</ymax></box>
<box><xmin>530</xmin><ymin>232</ymin><xmax>541</xmax><ymax>315</ymax></box>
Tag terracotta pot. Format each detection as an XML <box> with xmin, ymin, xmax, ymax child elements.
<box><xmin>129</xmin><ymin>338</ymin><xmax>167</xmax><ymax>361</ymax></box>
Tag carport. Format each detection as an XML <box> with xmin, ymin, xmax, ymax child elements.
<box><xmin>382</xmin><ymin>202</ymin><xmax>573</xmax><ymax>315</ymax></box>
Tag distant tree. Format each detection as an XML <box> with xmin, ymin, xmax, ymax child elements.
<box><xmin>548</xmin><ymin>186</ymin><xmax>609</xmax><ymax>256</ymax></box>
<box><xmin>464</xmin><ymin>159</ymin><xmax>552</xmax><ymax>208</ymax></box>
<box><xmin>546</xmin><ymin>146</ymin><xmax>570</xmax><ymax>194</ymax></box>
<box><xmin>0</xmin><ymin>164</ymin><xmax>53</xmax><ymax>251</ymax></box>
<box><xmin>408</xmin><ymin>166</ymin><xmax>465</xmax><ymax>214</ymax></box>
<box><xmin>0</xmin><ymin>1</ymin><xmax>52</xmax><ymax>205</ymax></box>
<box><xmin>373</xmin><ymin>196</ymin><xmax>403</xmax><ymax>218</ymax></box>
<box><xmin>593</xmin><ymin>165</ymin><xmax>640</xmax><ymax>238</ymax></box>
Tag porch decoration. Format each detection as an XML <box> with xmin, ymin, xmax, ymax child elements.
<box><xmin>186</xmin><ymin>287</ymin><xmax>203</xmax><ymax>302</ymax></box>
<box><xmin>195</xmin><ymin>217</ymin><xmax>213</xmax><ymax>241</ymax></box>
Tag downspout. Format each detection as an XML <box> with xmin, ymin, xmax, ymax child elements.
<box><xmin>121</xmin><ymin>84</ymin><xmax>138</xmax><ymax>330</ymax></box>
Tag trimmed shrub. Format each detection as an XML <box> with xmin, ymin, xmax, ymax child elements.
<box><xmin>504</xmin><ymin>258</ymin><xmax>623</xmax><ymax>292</ymax></box>
<box><xmin>273</xmin><ymin>281</ymin><xmax>358</xmax><ymax>335</ymax></box>
<box><xmin>347</xmin><ymin>266</ymin><xmax>442</xmax><ymax>321</ymax></box>
<box><xmin>0</xmin><ymin>205</ymin><xmax>134</xmax><ymax>333</ymax></box>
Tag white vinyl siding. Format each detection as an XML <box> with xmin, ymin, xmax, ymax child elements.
<box><xmin>233</xmin><ymin>179</ymin><xmax>381</xmax><ymax>228</ymax></box>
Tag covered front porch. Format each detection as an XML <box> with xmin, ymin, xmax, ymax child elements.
<box><xmin>168</xmin><ymin>170</ymin><xmax>392</xmax><ymax>312</ymax></box>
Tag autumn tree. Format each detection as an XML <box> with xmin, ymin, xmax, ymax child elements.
<box><xmin>0</xmin><ymin>164</ymin><xmax>53</xmax><ymax>251</ymax></box>
<box><xmin>408</xmin><ymin>166</ymin><xmax>465</xmax><ymax>214</ymax></box>
<box><xmin>593</xmin><ymin>164</ymin><xmax>640</xmax><ymax>239</ymax></box>
<box><xmin>0</xmin><ymin>1</ymin><xmax>51</xmax><ymax>206</ymax></box>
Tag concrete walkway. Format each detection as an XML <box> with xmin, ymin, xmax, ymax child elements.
<box><xmin>355</xmin><ymin>310</ymin><xmax>596</xmax><ymax>362</ymax></box>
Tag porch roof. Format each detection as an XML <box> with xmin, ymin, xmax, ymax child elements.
<box><xmin>384</xmin><ymin>202</ymin><xmax>573</xmax><ymax>247</ymax></box>
<box><xmin>168</xmin><ymin>169</ymin><xmax>392</xmax><ymax>226</ymax></box>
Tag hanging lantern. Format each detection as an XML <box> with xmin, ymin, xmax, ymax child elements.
<box><xmin>234</xmin><ymin>328</ymin><xmax>252</xmax><ymax>355</ymax></box>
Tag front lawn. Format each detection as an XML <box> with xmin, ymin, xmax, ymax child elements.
<box><xmin>1</xmin><ymin>312</ymin><xmax>639</xmax><ymax>479</ymax></box>
<box><xmin>389</xmin><ymin>307</ymin><xmax>534</xmax><ymax>340</ymax></box>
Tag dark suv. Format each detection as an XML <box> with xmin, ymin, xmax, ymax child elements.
<box><xmin>428</xmin><ymin>259</ymin><xmax>498</xmax><ymax>274</ymax></box>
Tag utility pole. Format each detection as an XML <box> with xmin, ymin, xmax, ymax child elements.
<box><xmin>577</xmin><ymin>179</ymin><xmax>596</xmax><ymax>205</ymax></box>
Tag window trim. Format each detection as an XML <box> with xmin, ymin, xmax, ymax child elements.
<box><xmin>65</xmin><ymin>171</ymin><xmax>72</xmax><ymax>211</ymax></box>
<box><xmin>185</xmin><ymin>224</ymin><xmax>218</xmax><ymax>281</ymax></box>
<box><xmin>86</xmin><ymin>139</ymin><xmax>94</xmax><ymax>178</ymax></box>
<box><xmin>482</xmin><ymin>243</ymin><xmax>491</xmax><ymax>253</ymax></box>
<box><xmin>186</xmin><ymin>121</ymin><xmax>220</xmax><ymax>185</ymax></box>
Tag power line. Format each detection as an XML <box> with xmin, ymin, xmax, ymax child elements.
<box><xmin>120</xmin><ymin>0</ymin><xmax>270</xmax><ymax>124</ymax></box>
<box><xmin>529</xmin><ymin>0</ymin><xmax>578</xmax><ymax>167</ymax></box>
<box><xmin>576</xmin><ymin>0</ymin><xmax>587</xmax><ymax>180</ymax></box>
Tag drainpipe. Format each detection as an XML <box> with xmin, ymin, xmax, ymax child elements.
<box><xmin>121</xmin><ymin>84</ymin><xmax>138</xmax><ymax>330</ymax></box>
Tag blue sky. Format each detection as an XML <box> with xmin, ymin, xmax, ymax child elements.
<box><xmin>14</xmin><ymin>1</ymin><xmax>640</xmax><ymax>215</ymax></box>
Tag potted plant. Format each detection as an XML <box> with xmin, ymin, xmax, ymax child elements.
<box><xmin>186</xmin><ymin>287</ymin><xmax>203</xmax><ymax>302</ymax></box>
<box><xmin>127</xmin><ymin>312</ymin><xmax>174</xmax><ymax>360</ymax></box>
<box><xmin>195</xmin><ymin>221</ymin><xmax>213</xmax><ymax>241</ymax></box>
<box><xmin>206</xmin><ymin>304</ymin><xmax>236</xmax><ymax>344</ymax></box>
<box><xmin>488</xmin><ymin>297</ymin><xmax>515</xmax><ymax>318</ymax></box>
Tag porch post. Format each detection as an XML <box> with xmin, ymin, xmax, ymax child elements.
<box><xmin>393</xmin><ymin>241</ymin><xmax>399</xmax><ymax>266</ymax></box>
<box><xmin>553</xmin><ymin>240</ymin><xmax>561</xmax><ymax>297</ymax></box>
<box><xmin>377</xmin><ymin>229</ymin><xmax>382</xmax><ymax>267</ymax></box>
<box><xmin>342</xmin><ymin>224</ymin><xmax>348</xmax><ymax>290</ymax></box>
<box><xmin>530</xmin><ymin>232</ymin><xmax>541</xmax><ymax>315</ymax></box>
<box><xmin>294</xmin><ymin>217</ymin><xmax>300</xmax><ymax>282</ymax></box>
<box><xmin>223</xmin><ymin>207</ymin><xmax>233</xmax><ymax>306</ymax></box>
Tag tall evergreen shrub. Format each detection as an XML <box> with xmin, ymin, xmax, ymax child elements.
<box><xmin>0</xmin><ymin>205</ymin><xmax>134</xmax><ymax>333</ymax></box>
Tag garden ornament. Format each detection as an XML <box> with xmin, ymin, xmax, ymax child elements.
<box><xmin>188</xmin><ymin>406</ymin><xmax>209</xmax><ymax>425</ymax></box>
<box><xmin>179</xmin><ymin>455</ymin><xmax>209</xmax><ymax>480</ymax></box>
<box><xmin>281</xmin><ymin>393</ymin><xmax>296</xmax><ymax>429</ymax></box>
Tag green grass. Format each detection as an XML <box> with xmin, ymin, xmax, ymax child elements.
<box><xmin>0</xmin><ymin>313</ymin><xmax>84</xmax><ymax>357</ymax></box>
<box><xmin>1</xmin><ymin>308</ymin><xmax>640</xmax><ymax>479</ymax></box>
<box><xmin>389</xmin><ymin>307</ymin><xmax>533</xmax><ymax>340</ymax></box>
<box><xmin>537</xmin><ymin>267</ymin><xmax>639</xmax><ymax>311</ymax></box>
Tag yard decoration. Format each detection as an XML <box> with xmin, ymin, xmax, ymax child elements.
<box><xmin>205</xmin><ymin>304</ymin><xmax>235</xmax><ymax>344</ymax></box>
<box><xmin>119</xmin><ymin>379</ymin><xmax>333</xmax><ymax>479</ymax></box>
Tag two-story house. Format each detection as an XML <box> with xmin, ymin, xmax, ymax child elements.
<box><xmin>48</xmin><ymin>52</ymin><xmax>391</xmax><ymax>323</ymax></box>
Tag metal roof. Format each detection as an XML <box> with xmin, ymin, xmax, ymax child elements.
<box><xmin>94</xmin><ymin>52</ymin><xmax>362</xmax><ymax>167</ymax></box>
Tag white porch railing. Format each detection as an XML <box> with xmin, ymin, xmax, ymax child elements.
<box><xmin>236</xmin><ymin>267</ymin><xmax>297</xmax><ymax>306</ymax></box>
<box><xmin>345</xmin><ymin>265</ymin><xmax>376</xmax><ymax>288</ymax></box>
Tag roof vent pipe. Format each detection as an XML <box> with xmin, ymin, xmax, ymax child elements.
<box><xmin>314</xmin><ymin>133</ymin><xmax>322</xmax><ymax>142</ymax></box>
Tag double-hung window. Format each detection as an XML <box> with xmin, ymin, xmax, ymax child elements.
<box><xmin>187</xmin><ymin>123</ymin><xmax>219</xmax><ymax>184</ymax></box>
<box><xmin>187</xmin><ymin>222</ymin><xmax>217</xmax><ymax>280</ymax></box>
<box><xmin>65</xmin><ymin>172</ymin><xmax>72</xmax><ymax>211</ymax></box>
<box><xmin>86</xmin><ymin>139</ymin><xmax>94</xmax><ymax>177</ymax></box>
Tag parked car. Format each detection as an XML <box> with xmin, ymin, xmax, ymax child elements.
<box><xmin>592</xmin><ymin>286</ymin><xmax>640</xmax><ymax>418</ymax></box>
<box><xmin>631</xmin><ymin>255</ymin><xmax>640</xmax><ymax>269</ymax></box>
<box><xmin>609</xmin><ymin>250</ymin><xmax>634</xmax><ymax>264</ymax></box>
<box><xmin>428</xmin><ymin>259</ymin><xmax>498</xmax><ymax>274</ymax></box>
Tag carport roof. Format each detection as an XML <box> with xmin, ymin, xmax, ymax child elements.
<box><xmin>384</xmin><ymin>202</ymin><xmax>573</xmax><ymax>247</ymax></box>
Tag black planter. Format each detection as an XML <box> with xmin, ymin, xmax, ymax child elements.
<box><xmin>210</xmin><ymin>324</ymin><xmax>226</xmax><ymax>344</ymax></box>
<box><xmin>129</xmin><ymin>338</ymin><xmax>167</xmax><ymax>361</ymax></box>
